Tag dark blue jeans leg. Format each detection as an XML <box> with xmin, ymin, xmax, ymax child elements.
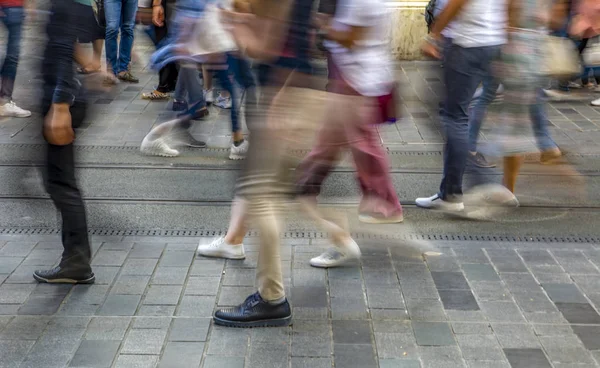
<box><xmin>0</xmin><ymin>6</ymin><xmax>24</xmax><ymax>100</ymax></box>
<box><xmin>439</xmin><ymin>44</ymin><xmax>490</xmax><ymax>202</ymax></box>
<box><xmin>215</xmin><ymin>67</ymin><xmax>239</xmax><ymax>133</ymax></box>
<box><xmin>468</xmin><ymin>73</ymin><xmax>500</xmax><ymax>152</ymax></box>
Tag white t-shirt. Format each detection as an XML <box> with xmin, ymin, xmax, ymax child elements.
<box><xmin>326</xmin><ymin>0</ymin><xmax>393</xmax><ymax>97</ymax></box>
<box><xmin>451</xmin><ymin>0</ymin><xmax>507</xmax><ymax>48</ymax></box>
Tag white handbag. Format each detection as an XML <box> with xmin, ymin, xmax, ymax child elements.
<box><xmin>185</xmin><ymin>4</ymin><xmax>238</xmax><ymax>57</ymax></box>
<box><xmin>542</xmin><ymin>36</ymin><xmax>582</xmax><ymax>78</ymax></box>
<box><xmin>583</xmin><ymin>37</ymin><xmax>600</xmax><ymax>67</ymax></box>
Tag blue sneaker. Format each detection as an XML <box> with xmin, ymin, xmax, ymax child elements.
<box><xmin>214</xmin><ymin>292</ymin><xmax>292</xmax><ymax>328</ymax></box>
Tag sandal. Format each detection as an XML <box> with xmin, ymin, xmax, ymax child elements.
<box><xmin>142</xmin><ymin>90</ymin><xmax>170</xmax><ymax>100</ymax></box>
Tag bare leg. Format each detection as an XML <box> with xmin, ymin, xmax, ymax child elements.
<box><xmin>202</xmin><ymin>65</ymin><xmax>212</xmax><ymax>90</ymax></box>
<box><xmin>503</xmin><ymin>155</ymin><xmax>523</xmax><ymax>193</ymax></box>
<box><xmin>224</xmin><ymin>197</ymin><xmax>248</xmax><ymax>245</ymax></box>
<box><xmin>91</xmin><ymin>39</ymin><xmax>104</xmax><ymax>71</ymax></box>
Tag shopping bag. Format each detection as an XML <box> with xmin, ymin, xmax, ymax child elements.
<box><xmin>541</xmin><ymin>36</ymin><xmax>582</xmax><ymax>78</ymax></box>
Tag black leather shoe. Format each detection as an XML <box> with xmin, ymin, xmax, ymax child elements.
<box><xmin>33</xmin><ymin>266</ymin><xmax>95</xmax><ymax>284</ymax></box>
<box><xmin>214</xmin><ymin>292</ymin><xmax>292</xmax><ymax>328</ymax></box>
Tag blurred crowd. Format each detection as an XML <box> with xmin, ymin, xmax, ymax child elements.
<box><xmin>0</xmin><ymin>0</ymin><xmax>597</xmax><ymax>328</ymax></box>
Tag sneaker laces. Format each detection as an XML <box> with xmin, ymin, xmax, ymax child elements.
<box><xmin>208</xmin><ymin>237</ymin><xmax>225</xmax><ymax>249</ymax></box>
<box><xmin>319</xmin><ymin>248</ymin><xmax>344</xmax><ymax>261</ymax></box>
<box><xmin>243</xmin><ymin>292</ymin><xmax>262</xmax><ymax>308</ymax></box>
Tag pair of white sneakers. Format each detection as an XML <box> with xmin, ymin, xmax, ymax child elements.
<box><xmin>415</xmin><ymin>184</ymin><xmax>520</xmax><ymax>220</ymax></box>
<box><xmin>197</xmin><ymin>236</ymin><xmax>362</xmax><ymax>268</ymax></box>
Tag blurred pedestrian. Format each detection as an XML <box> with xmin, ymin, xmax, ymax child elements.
<box><xmin>74</xmin><ymin>0</ymin><xmax>105</xmax><ymax>74</ymax></box>
<box><xmin>0</xmin><ymin>0</ymin><xmax>31</xmax><ymax>117</ymax></box>
<box><xmin>33</xmin><ymin>0</ymin><xmax>95</xmax><ymax>284</ymax></box>
<box><xmin>105</xmin><ymin>0</ymin><xmax>139</xmax><ymax>83</ymax></box>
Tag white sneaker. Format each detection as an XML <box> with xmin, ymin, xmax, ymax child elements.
<box><xmin>543</xmin><ymin>89</ymin><xmax>572</xmax><ymax>101</ymax></box>
<box><xmin>0</xmin><ymin>101</ymin><xmax>31</xmax><ymax>118</ymax></box>
<box><xmin>197</xmin><ymin>236</ymin><xmax>245</xmax><ymax>259</ymax></box>
<box><xmin>204</xmin><ymin>89</ymin><xmax>214</xmax><ymax>104</ymax></box>
<box><xmin>462</xmin><ymin>184</ymin><xmax>519</xmax><ymax>220</ymax></box>
<box><xmin>415</xmin><ymin>194</ymin><xmax>464</xmax><ymax>212</ymax></box>
<box><xmin>229</xmin><ymin>140</ymin><xmax>249</xmax><ymax>160</ymax></box>
<box><xmin>140</xmin><ymin>136</ymin><xmax>180</xmax><ymax>157</ymax></box>
<box><xmin>591</xmin><ymin>98</ymin><xmax>600</xmax><ymax>106</ymax></box>
<box><xmin>310</xmin><ymin>238</ymin><xmax>361</xmax><ymax>268</ymax></box>
<box><xmin>214</xmin><ymin>95</ymin><xmax>232</xmax><ymax>109</ymax></box>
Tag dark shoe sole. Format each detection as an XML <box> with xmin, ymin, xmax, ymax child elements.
<box><xmin>213</xmin><ymin>314</ymin><xmax>292</xmax><ymax>328</ymax></box>
<box><xmin>33</xmin><ymin>273</ymin><xmax>95</xmax><ymax>284</ymax></box>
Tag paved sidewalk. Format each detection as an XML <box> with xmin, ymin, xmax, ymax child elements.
<box><xmin>1</xmin><ymin>235</ymin><xmax>600</xmax><ymax>367</ymax></box>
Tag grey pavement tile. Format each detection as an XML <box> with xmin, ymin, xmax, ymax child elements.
<box><xmin>99</xmin><ymin>242</ymin><xmax>134</xmax><ymax>251</ymax></box>
<box><xmin>246</xmin><ymin>343</ymin><xmax>288</xmax><ymax>368</ymax></box>
<box><xmin>330</xmin><ymin>297</ymin><xmax>368</xmax><ymax>320</ymax></box>
<box><xmin>143</xmin><ymin>285</ymin><xmax>183</xmax><ymax>306</ymax></box>
<box><xmin>525</xmin><ymin>311</ymin><xmax>569</xmax><ymax>324</ymax></box>
<box><xmin>453</xmin><ymin>248</ymin><xmax>489</xmax><ymax>264</ymax></box>
<box><xmin>136</xmin><ymin>305</ymin><xmax>176</xmax><ymax>316</ymax></box>
<box><xmin>206</xmin><ymin>327</ymin><xmax>249</xmax><ymax>356</ymax></box>
<box><xmin>413</xmin><ymin>322</ymin><xmax>455</xmax><ymax>346</ymax></box>
<box><xmin>492</xmin><ymin>324</ymin><xmax>540</xmax><ymax>349</ymax></box>
<box><xmin>218</xmin><ymin>286</ymin><xmax>255</xmax><ymax>307</ymax></box>
<box><xmin>176</xmin><ymin>295</ymin><xmax>215</xmax><ymax>317</ymax></box>
<box><xmin>201</xmin><ymin>356</ymin><xmax>244</xmax><ymax>368</ymax></box>
<box><xmin>121</xmin><ymin>258</ymin><xmax>159</xmax><ymax>276</ymax></box>
<box><xmin>370</xmin><ymin>308</ymin><xmax>410</xmax><ymax>320</ymax></box>
<box><xmin>329</xmin><ymin>278</ymin><xmax>365</xmax><ymax>298</ymax></box>
<box><xmin>169</xmin><ymin>318</ymin><xmax>210</xmax><ymax>342</ymax></box>
<box><xmin>366</xmin><ymin>287</ymin><xmax>405</xmax><ymax>309</ymax></box>
<box><xmin>0</xmin><ymin>315</ymin><xmax>50</xmax><ymax>340</ymax></box>
<box><xmin>470</xmin><ymin>282</ymin><xmax>511</xmax><ymax>302</ymax></box>
<box><xmin>518</xmin><ymin>250</ymin><xmax>558</xmax><ymax>266</ymax></box>
<box><xmin>421</xmin><ymin>360</ymin><xmax>467</xmax><ymax>368</ymax></box>
<box><xmin>114</xmin><ymin>354</ymin><xmax>159</xmax><ymax>368</ymax></box>
<box><xmin>511</xmin><ymin>291</ymin><xmax>558</xmax><ymax>313</ymax></box>
<box><xmin>111</xmin><ymin>275</ymin><xmax>151</xmax><ymax>295</ymax></box>
<box><xmin>372</xmin><ymin>320</ymin><xmax>412</xmax><ymax>334</ymax></box>
<box><xmin>361</xmin><ymin>270</ymin><xmax>400</xmax><ymax>287</ymax></box>
<box><xmin>69</xmin><ymin>340</ymin><xmax>120</xmax><ymax>367</ymax></box>
<box><xmin>0</xmin><ymin>242</ymin><xmax>36</xmax><ymax>257</ymax></box>
<box><xmin>542</xmin><ymin>283</ymin><xmax>588</xmax><ymax>304</ymax></box>
<box><xmin>132</xmin><ymin>317</ymin><xmax>171</xmax><ymax>329</ymax></box>
<box><xmin>462</xmin><ymin>264</ymin><xmax>500</xmax><ymax>282</ymax></box>
<box><xmin>529</xmin><ymin>271</ymin><xmax>572</xmax><ymax>284</ymax></box>
<box><xmin>250</xmin><ymin>327</ymin><xmax>290</xmax><ymax>346</ymax></box>
<box><xmin>533</xmin><ymin>324</ymin><xmax>573</xmax><ymax>336</ymax></box>
<box><xmin>121</xmin><ymin>328</ymin><xmax>168</xmax><ymax>355</ymax></box>
<box><xmin>0</xmin><ymin>283</ymin><xmax>35</xmax><ymax>303</ymax></box>
<box><xmin>451</xmin><ymin>323</ymin><xmax>492</xmax><ymax>335</ymax></box>
<box><xmin>375</xmin><ymin>332</ymin><xmax>418</xmax><ymax>359</ymax></box>
<box><xmin>552</xmin><ymin>250</ymin><xmax>599</xmax><ymax>275</ymax></box>
<box><xmin>158</xmin><ymin>341</ymin><xmax>204</xmax><ymax>368</ymax></box>
<box><xmin>158</xmin><ymin>251</ymin><xmax>194</xmax><ymax>268</ymax></box>
<box><xmin>185</xmin><ymin>277</ymin><xmax>221</xmax><ymax>296</ymax></box>
<box><xmin>572</xmin><ymin>325</ymin><xmax>600</xmax><ymax>350</ymax></box>
<box><xmin>406</xmin><ymin>298</ymin><xmax>447</xmax><ymax>321</ymax></box>
<box><xmin>0</xmin><ymin>257</ymin><xmax>23</xmax><ymax>273</ymax></box>
<box><xmin>419</xmin><ymin>346</ymin><xmax>462</xmax><ymax>362</ymax></box>
<box><xmin>18</xmin><ymin>294</ymin><xmax>67</xmax><ymax>315</ymax></box>
<box><xmin>401</xmin><ymin>281</ymin><xmax>440</xmax><ymax>300</ymax></box>
<box><xmin>91</xmin><ymin>249</ymin><xmax>128</xmax><ymax>266</ymax></box>
<box><xmin>479</xmin><ymin>301</ymin><xmax>526</xmax><ymax>322</ymax></box>
<box><xmin>466</xmin><ymin>361</ymin><xmax>510</xmax><ymax>368</ymax></box>
<box><xmin>539</xmin><ymin>335</ymin><xmax>595</xmax><ymax>365</ymax></box>
<box><xmin>151</xmin><ymin>267</ymin><xmax>188</xmax><ymax>285</ymax></box>
<box><xmin>445</xmin><ymin>310</ymin><xmax>486</xmax><ymax>322</ymax></box>
<box><xmin>426</xmin><ymin>255</ymin><xmax>461</xmax><ymax>272</ymax></box>
<box><xmin>91</xmin><ymin>266</ymin><xmax>120</xmax><ymax>285</ymax></box>
<box><xmin>67</xmin><ymin>285</ymin><xmax>110</xmax><ymax>305</ymax></box>
<box><xmin>56</xmin><ymin>302</ymin><xmax>100</xmax><ymax>316</ymax></box>
<box><xmin>572</xmin><ymin>275</ymin><xmax>600</xmax><ymax>294</ymax></box>
<box><xmin>293</xmin><ymin>307</ymin><xmax>329</xmax><ymax>320</ymax></box>
<box><xmin>499</xmin><ymin>273</ymin><xmax>540</xmax><ymax>292</ymax></box>
<box><xmin>97</xmin><ymin>294</ymin><xmax>141</xmax><ymax>316</ymax></box>
<box><xmin>332</xmin><ymin>320</ymin><xmax>372</xmax><ymax>345</ymax></box>
<box><xmin>84</xmin><ymin>317</ymin><xmax>131</xmax><ymax>340</ymax></box>
<box><xmin>292</xmin><ymin>332</ymin><xmax>332</xmax><ymax>357</ymax></box>
<box><xmin>504</xmin><ymin>348</ymin><xmax>552</xmax><ymax>368</ymax></box>
<box><xmin>333</xmin><ymin>344</ymin><xmax>378</xmax><ymax>368</ymax></box>
<box><xmin>291</xmin><ymin>357</ymin><xmax>332</xmax><ymax>368</ymax></box>
<box><xmin>438</xmin><ymin>290</ymin><xmax>479</xmax><ymax>311</ymax></box>
<box><xmin>222</xmin><ymin>268</ymin><xmax>255</xmax><ymax>286</ymax></box>
<box><xmin>293</xmin><ymin>268</ymin><xmax>326</xmax><ymax>287</ymax></box>
<box><xmin>555</xmin><ymin>302</ymin><xmax>600</xmax><ymax>324</ymax></box>
<box><xmin>129</xmin><ymin>242</ymin><xmax>166</xmax><ymax>259</ymax></box>
<box><xmin>0</xmin><ymin>340</ymin><xmax>36</xmax><ymax>368</ymax></box>
<box><xmin>188</xmin><ymin>260</ymin><xmax>223</xmax><ymax>277</ymax></box>
<box><xmin>290</xmin><ymin>286</ymin><xmax>328</xmax><ymax>308</ymax></box>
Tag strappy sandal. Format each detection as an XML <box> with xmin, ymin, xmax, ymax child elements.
<box><xmin>141</xmin><ymin>90</ymin><xmax>169</xmax><ymax>100</ymax></box>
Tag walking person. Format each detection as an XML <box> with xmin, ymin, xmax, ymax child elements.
<box><xmin>33</xmin><ymin>0</ymin><xmax>95</xmax><ymax>284</ymax></box>
<box><xmin>104</xmin><ymin>0</ymin><xmax>139</xmax><ymax>83</ymax></box>
<box><xmin>0</xmin><ymin>0</ymin><xmax>31</xmax><ymax>117</ymax></box>
<box><xmin>416</xmin><ymin>0</ymin><xmax>508</xmax><ymax>212</ymax></box>
<box><xmin>74</xmin><ymin>0</ymin><xmax>105</xmax><ymax>74</ymax></box>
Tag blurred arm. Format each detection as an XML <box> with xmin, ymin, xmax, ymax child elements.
<box><xmin>430</xmin><ymin>0</ymin><xmax>469</xmax><ymax>38</ymax></box>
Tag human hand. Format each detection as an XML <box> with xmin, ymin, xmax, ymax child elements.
<box><xmin>421</xmin><ymin>36</ymin><xmax>441</xmax><ymax>59</ymax></box>
<box><xmin>152</xmin><ymin>5</ymin><xmax>164</xmax><ymax>27</ymax></box>
<box><xmin>44</xmin><ymin>103</ymin><xmax>74</xmax><ymax>145</ymax></box>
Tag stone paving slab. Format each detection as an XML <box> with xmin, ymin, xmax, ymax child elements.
<box><xmin>0</xmin><ymin>235</ymin><xmax>599</xmax><ymax>367</ymax></box>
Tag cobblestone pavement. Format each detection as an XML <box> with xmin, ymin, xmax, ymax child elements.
<box><xmin>1</xmin><ymin>235</ymin><xmax>600</xmax><ymax>367</ymax></box>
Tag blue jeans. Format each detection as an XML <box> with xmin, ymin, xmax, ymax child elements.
<box><xmin>104</xmin><ymin>0</ymin><xmax>137</xmax><ymax>74</ymax></box>
<box><xmin>176</xmin><ymin>65</ymin><xmax>206</xmax><ymax>114</ymax></box>
<box><xmin>439</xmin><ymin>43</ymin><xmax>500</xmax><ymax>202</ymax></box>
<box><xmin>468</xmin><ymin>80</ymin><xmax>557</xmax><ymax>152</ymax></box>
<box><xmin>0</xmin><ymin>6</ymin><xmax>24</xmax><ymax>100</ymax></box>
<box><xmin>214</xmin><ymin>55</ymin><xmax>256</xmax><ymax>133</ymax></box>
